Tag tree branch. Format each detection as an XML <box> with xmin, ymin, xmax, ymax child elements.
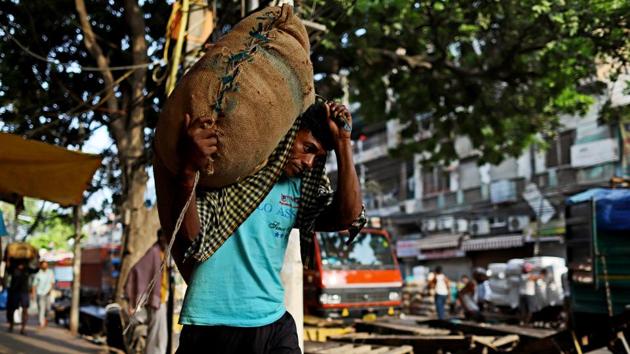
<box><xmin>122</xmin><ymin>0</ymin><xmax>148</xmax><ymax>161</ymax></box>
<box><xmin>368</xmin><ymin>48</ymin><xmax>432</xmax><ymax>70</ymax></box>
<box><xmin>74</xmin><ymin>0</ymin><xmax>121</xmax><ymax>132</ymax></box>
<box><xmin>25</xmin><ymin>202</ymin><xmax>47</xmax><ymax>238</ymax></box>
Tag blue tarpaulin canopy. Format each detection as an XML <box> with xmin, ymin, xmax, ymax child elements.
<box><xmin>567</xmin><ymin>188</ymin><xmax>630</xmax><ymax>230</ymax></box>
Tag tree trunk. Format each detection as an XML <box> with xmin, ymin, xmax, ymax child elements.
<box><xmin>69</xmin><ymin>205</ymin><xmax>82</xmax><ymax>336</ymax></box>
<box><xmin>75</xmin><ymin>0</ymin><xmax>156</xmax><ymax>302</ymax></box>
<box><xmin>115</xmin><ymin>169</ymin><xmax>160</xmax><ymax>302</ymax></box>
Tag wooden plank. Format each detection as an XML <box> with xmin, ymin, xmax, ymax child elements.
<box><xmin>329</xmin><ymin>333</ymin><xmax>470</xmax><ymax>354</ymax></box>
<box><xmin>384</xmin><ymin>346</ymin><xmax>414</xmax><ymax>354</ymax></box>
<box><xmin>318</xmin><ymin>344</ymin><xmax>356</xmax><ymax>353</ymax></box>
<box><xmin>420</xmin><ymin>319</ymin><xmax>556</xmax><ymax>339</ymax></box>
<box><xmin>305</xmin><ymin>326</ymin><xmax>354</xmax><ymax>342</ymax></box>
<box><xmin>355</xmin><ymin>320</ymin><xmax>450</xmax><ymax>336</ymax></box>
<box><xmin>306</xmin><ymin>342</ymin><xmax>413</xmax><ymax>354</ymax></box>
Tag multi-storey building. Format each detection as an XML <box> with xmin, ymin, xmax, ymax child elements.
<box><xmin>328</xmin><ymin>92</ymin><xmax>630</xmax><ymax>280</ymax></box>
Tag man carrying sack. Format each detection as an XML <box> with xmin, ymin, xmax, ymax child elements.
<box><xmin>152</xmin><ymin>5</ymin><xmax>364</xmax><ymax>352</ymax></box>
<box><xmin>169</xmin><ymin>100</ymin><xmax>364</xmax><ymax>353</ymax></box>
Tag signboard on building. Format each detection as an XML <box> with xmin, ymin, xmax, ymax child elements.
<box><xmin>490</xmin><ymin>179</ymin><xmax>517</xmax><ymax>204</ymax></box>
<box><xmin>417</xmin><ymin>249</ymin><xmax>465</xmax><ymax>260</ymax></box>
<box><xmin>571</xmin><ymin>138</ymin><xmax>619</xmax><ymax>168</ymax></box>
<box><xmin>396</xmin><ymin>239</ymin><xmax>420</xmax><ymax>258</ymax></box>
<box><xmin>522</xmin><ymin>183</ymin><xmax>555</xmax><ymax>224</ymax></box>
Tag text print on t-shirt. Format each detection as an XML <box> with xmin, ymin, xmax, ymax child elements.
<box><xmin>257</xmin><ymin>194</ymin><xmax>300</xmax><ymax>239</ymax></box>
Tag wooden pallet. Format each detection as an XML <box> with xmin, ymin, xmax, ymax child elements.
<box><xmin>305</xmin><ymin>340</ymin><xmax>413</xmax><ymax>354</ymax></box>
<box><xmin>354</xmin><ymin>319</ymin><xmax>451</xmax><ymax>336</ymax></box>
<box><xmin>329</xmin><ymin>332</ymin><xmax>470</xmax><ymax>354</ymax></box>
<box><xmin>421</xmin><ymin>319</ymin><xmax>557</xmax><ymax>339</ymax></box>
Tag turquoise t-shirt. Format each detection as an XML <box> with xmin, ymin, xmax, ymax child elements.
<box><xmin>180</xmin><ymin>177</ymin><xmax>301</xmax><ymax>327</ymax></box>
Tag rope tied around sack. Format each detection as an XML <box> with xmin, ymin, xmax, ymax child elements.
<box><xmin>124</xmin><ymin>171</ymin><xmax>200</xmax><ymax>334</ymax></box>
<box><xmin>212</xmin><ymin>9</ymin><xmax>279</xmax><ymax>114</ymax></box>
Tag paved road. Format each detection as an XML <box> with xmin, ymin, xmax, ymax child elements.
<box><xmin>0</xmin><ymin>310</ymin><xmax>106</xmax><ymax>354</ymax></box>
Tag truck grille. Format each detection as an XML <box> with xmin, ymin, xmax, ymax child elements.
<box><xmin>321</xmin><ymin>287</ymin><xmax>401</xmax><ymax>304</ymax></box>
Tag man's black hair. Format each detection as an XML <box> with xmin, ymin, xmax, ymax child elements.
<box><xmin>299</xmin><ymin>102</ymin><xmax>334</xmax><ymax>151</ymax></box>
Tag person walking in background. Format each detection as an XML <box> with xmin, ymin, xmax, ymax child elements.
<box><xmin>430</xmin><ymin>266</ymin><xmax>450</xmax><ymax>320</ymax></box>
<box><xmin>32</xmin><ymin>261</ymin><xmax>55</xmax><ymax>328</ymax></box>
<box><xmin>473</xmin><ymin>267</ymin><xmax>491</xmax><ymax>312</ymax></box>
<box><xmin>519</xmin><ymin>262</ymin><xmax>539</xmax><ymax>325</ymax></box>
<box><xmin>6</xmin><ymin>261</ymin><xmax>32</xmax><ymax>335</ymax></box>
<box><xmin>125</xmin><ymin>229</ymin><xmax>169</xmax><ymax>354</ymax></box>
<box><xmin>452</xmin><ymin>275</ymin><xmax>470</xmax><ymax>315</ymax></box>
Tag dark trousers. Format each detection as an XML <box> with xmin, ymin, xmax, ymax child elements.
<box><xmin>435</xmin><ymin>294</ymin><xmax>447</xmax><ymax>320</ymax></box>
<box><xmin>6</xmin><ymin>291</ymin><xmax>30</xmax><ymax>323</ymax></box>
<box><xmin>176</xmin><ymin>312</ymin><xmax>300</xmax><ymax>354</ymax></box>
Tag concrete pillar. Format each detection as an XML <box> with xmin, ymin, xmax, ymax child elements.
<box><xmin>281</xmin><ymin>229</ymin><xmax>303</xmax><ymax>353</ymax></box>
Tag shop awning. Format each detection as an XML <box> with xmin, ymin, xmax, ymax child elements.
<box><xmin>416</xmin><ymin>233</ymin><xmax>462</xmax><ymax>251</ymax></box>
<box><xmin>0</xmin><ymin>133</ymin><xmax>102</xmax><ymax>206</ymax></box>
<box><xmin>461</xmin><ymin>234</ymin><xmax>524</xmax><ymax>251</ymax></box>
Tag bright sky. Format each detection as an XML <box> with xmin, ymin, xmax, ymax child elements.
<box><xmin>81</xmin><ymin>126</ymin><xmax>156</xmax><ymax>214</ymax></box>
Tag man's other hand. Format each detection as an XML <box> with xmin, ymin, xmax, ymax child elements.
<box><xmin>181</xmin><ymin>114</ymin><xmax>218</xmax><ymax>177</ymax></box>
<box><xmin>325</xmin><ymin>102</ymin><xmax>352</xmax><ymax>146</ymax></box>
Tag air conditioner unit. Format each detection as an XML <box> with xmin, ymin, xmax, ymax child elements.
<box><xmin>455</xmin><ymin>219</ymin><xmax>469</xmax><ymax>233</ymax></box>
<box><xmin>469</xmin><ymin>218</ymin><xmax>490</xmax><ymax>236</ymax></box>
<box><xmin>508</xmin><ymin>215</ymin><xmax>530</xmax><ymax>232</ymax></box>
<box><xmin>490</xmin><ymin>216</ymin><xmax>507</xmax><ymax>229</ymax></box>
<box><xmin>438</xmin><ymin>216</ymin><xmax>454</xmax><ymax>231</ymax></box>
<box><xmin>423</xmin><ymin>218</ymin><xmax>437</xmax><ymax>232</ymax></box>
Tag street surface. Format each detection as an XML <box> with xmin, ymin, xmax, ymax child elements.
<box><xmin>0</xmin><ymin>310</ymin><xmax>105</xmax><ymax>354</ymax></box>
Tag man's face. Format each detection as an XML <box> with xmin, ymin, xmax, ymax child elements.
<box><xmin>283</xmin><ymin>129</ymin><xmax>327</xmax><ymax>177</ymax></box>
<box><xmin>41</xmin><ymin>262</ymin><xmax>48</xmax><ymax>270</ymax></box>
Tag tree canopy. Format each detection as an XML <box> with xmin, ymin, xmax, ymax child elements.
<box><xmin>0</xmin><ymin>0</ymin><xmax>170</xmax><ymax>210</ymax></box>
<box><xmin>306</xmin><ymin>0</ymin><xmax>630</xmax><ymax>164</ymax></box>
<box><xmin>1</xmin><ymin>0</ymin><xmax>628</xmax><ymax>176</ymax></box>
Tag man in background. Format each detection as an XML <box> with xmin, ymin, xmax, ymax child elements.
<box><xmin>32</xmin><ymin>260</ymin><xmax>55</xmax><ymax>328</ymax></box>
<box><xmin>6</xmin><ymin>261</ymin><xmax>31</xmax><ymax>335</ymax></box>
<box><xmin>429</xmin><ymin>266</ymin><xmax>450</xmax><ymax>320</ymax></box>
<box><xmin>125</xmin><ymin>229</ymin><xmax>169</xmax><ymax>354</ymax></box>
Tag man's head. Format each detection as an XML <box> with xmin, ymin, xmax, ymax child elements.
<box><xmin>40</xmin><ymin>261</ymin><xmax>48</xmax><ymax>270</ymax></box>
<box><xmin>284</xmin><ymin>102</ymin><xmax>334</xmax><ymax>177</ymax></box>
<box><xmin>434</xmin><ymin>266</ymin><xmax>443</xmax><ymax>274</ymax></box>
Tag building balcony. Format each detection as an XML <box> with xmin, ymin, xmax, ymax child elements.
<box><xmin>418</xmin><ymin>185</ymin><xmax>489</xmax><ymax>212</ymax></box>
<box><xmin>534</xmin><ymin>163</ymin><xmax>616</xmax><ymax>192</ymax></box>
<box><xmin>489</xmin><ymin>178</ymin><xmax>526</xmax><ymax>204</ymax></box>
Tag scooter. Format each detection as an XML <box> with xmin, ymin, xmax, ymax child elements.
<box><xmin>104</xmin><ymin>302</ymin><xmax>147</xmax><ymax>354</ymax></box>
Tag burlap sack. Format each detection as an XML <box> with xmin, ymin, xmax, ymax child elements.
<box><xmin>6</xmin><ymin>242</ymin><xmax>37</xmax><ymax>260</ymax></box>
<box><xmin>154</xmin><ymin>5</ymin><xmax>315</xmax><ymax>188</ymax></box>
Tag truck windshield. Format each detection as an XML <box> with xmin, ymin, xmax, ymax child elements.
<box><xmin>317</xmin><ymin>232</ymin><xmax>396</xmax><ymax>270</ymax></box>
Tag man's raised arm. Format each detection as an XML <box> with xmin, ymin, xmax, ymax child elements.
<box><xmin>315</xmin><ymin>103</ymin><xmax>363</xmax><ymax>231</ymax></box>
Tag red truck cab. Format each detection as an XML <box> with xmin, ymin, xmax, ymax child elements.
<box><xmin>304</xmin><ymin>228</ymin><xmax>403</xmax><ymax>318</ymax></box>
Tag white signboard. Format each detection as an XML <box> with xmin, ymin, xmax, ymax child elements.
<box><xmin>522</xmin><ymin>183</ymin><xmax>555</xmax><ymax>224</ymax></box>
<box><xmin>490</xmin><ymin>179</ymin><xmax>517</xmax><ymax>204</ymax></box>
<box><xmin>571</xmin><ymin>138</ymin><xmax>619</xmax><ymax>168</ymax></box>
<box><xmin>397</xmin><ymin>240</ymin><xmax>420</xmax><ymax>258</ymax></box>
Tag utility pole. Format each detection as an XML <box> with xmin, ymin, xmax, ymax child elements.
<box><xmin>70</xmin><ymin>205</ymin><xmax>82</xmax><ymax>335</ymax></box>
<box><xmin>165</xmin><ymin>0</ymin><xmax>190</xmax><ymax>96</ymax></box>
